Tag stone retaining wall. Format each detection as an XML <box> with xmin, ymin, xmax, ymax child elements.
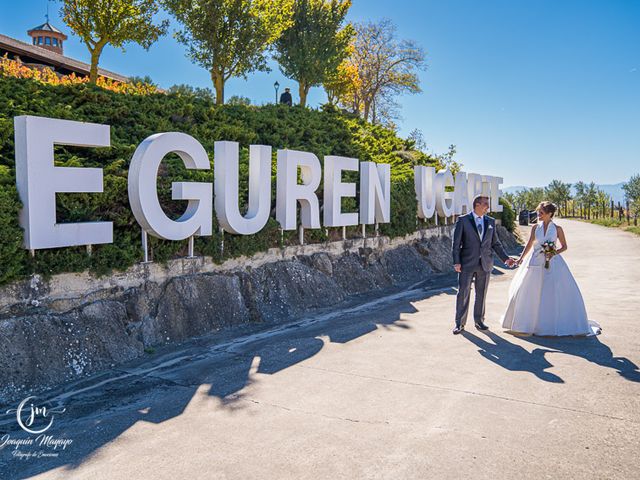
<box><xmin>0</xmin><ymin>224</ymin><xmax>520</xmax><ymax>403</ymax></box>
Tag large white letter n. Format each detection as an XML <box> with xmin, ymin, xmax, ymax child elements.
<box><xmin>14</xmin><ymin>115</ymin><xmax>113</xmax><ymax>250</ymax></box>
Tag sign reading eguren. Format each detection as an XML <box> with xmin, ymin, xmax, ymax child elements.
<box><xmin>14</xmin><ymin>115</ymin><xmax>503</xmax><ymax>250</ymax></box>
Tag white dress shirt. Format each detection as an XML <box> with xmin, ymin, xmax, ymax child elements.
<box><xmin>472</xmin><ymin>211</ymin><xmax>485</xmax><ymax>240</ymax></box>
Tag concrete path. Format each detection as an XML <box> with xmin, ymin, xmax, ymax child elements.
<box><xmin>2</xmin><ymin>219</ymin><xmax>639</xmax><ymax>479</ymax></box>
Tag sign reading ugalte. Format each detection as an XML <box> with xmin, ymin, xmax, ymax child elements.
<box><xmin>14</xmin><ymin>115</ymin><xmax>503</xmax><ymax>250</ymax></box>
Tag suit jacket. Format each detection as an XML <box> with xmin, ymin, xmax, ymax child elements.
<box><xmin>452</xmin><ymin>212</ymin><xmax>509</xmax><ymax>272</ymax></box>
<box><xmin>279</xmin><ymin>92</ymin><xmax>293</xmax><ymax>106</ymax></box>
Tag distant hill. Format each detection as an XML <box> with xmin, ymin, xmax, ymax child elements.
<box><xmin>503</xmin><ymin>183</ymin><xmax>627</xmax><ymax>204</ymax></box>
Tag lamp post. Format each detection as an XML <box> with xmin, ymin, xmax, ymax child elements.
<box><xmin>274</xmin><ymin>81</ymin><xmax>280</xmax><ymax>103</ymax></box>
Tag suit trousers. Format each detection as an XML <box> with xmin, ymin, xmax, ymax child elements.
<box><xmin>455</xmin><ymin>262</ymin><xmax>490</xmax><ymax>327</ymax></box>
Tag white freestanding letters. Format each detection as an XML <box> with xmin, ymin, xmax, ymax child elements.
<box><xmin>13</xmin><ymin>115</ymin><xmax>509</xmax><ymax>254</ymax></box>
<box><xmin>360</xmin><ymin>162</ymin><xmax>391</xmax><ymax>224</ymax></box>
<box><xmin>454</xmin><ymin>171</ymin><xmax>471</xmax><ymax>215</ymax></box>
<box><xmin>323</xmin><ymin>156</ymin><xmax>359</xmax><ymax>227</ymax></box>
<box><xmin>467</xmin><ymin>173</ymin><xmax>492</xmax><ymax>205</ymax></box>
<box><xmin>416</xmin><ymin>168</ymin><xmax>502</xmax><ymax>219</ymax></box>
<box><xmin>214</xmin><ymin>141</ymin><xmax>272</xmax><ymax>235</ymax></box>
<box><xmin>414</xmin><ymin>166</ymin><xmax>436</xmax><ymax>219</ymax></box>
<box><xmin>487</xmin><ymin>175</ymin><xmax>504</xmax><ymax>212</ymax></box>
<box><xmin>435</xmin><ymin>169</ymin><xmax>455</xmax><ymax>217</ymax></box>
<box><xmin>276</xmin><ymin>149</ymin><xmax>321</xmax><ymax>230</ymax></box>
<box><xmin>14</xmin><ymin>115</ymin><xmax>113</xmax><ymax>249</ymax></box>
<box><xmin>128</xmin><ymin>132</ymin><xmax>212</xmax><ymax>241</ymax></box>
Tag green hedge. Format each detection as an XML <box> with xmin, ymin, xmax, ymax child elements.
<box><xmin>494</xmin><ymin>197</ymin><xmax>516</xmax><ymax>233</ymax></box>
<box><xmin>0</xmin><ymin>76</ymin><xmax>435</xmax><ymax>285</ymax></box>
<box><xmin>0</xmin><ymin>75</ymin><xmax>513</xmax><ymax>286</ymax></box>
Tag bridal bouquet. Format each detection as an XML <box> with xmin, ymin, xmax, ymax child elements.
<box><xmin>541</xmin><ymin>241</ymin><xmax>557</xmax><ymax>269</ymax></box>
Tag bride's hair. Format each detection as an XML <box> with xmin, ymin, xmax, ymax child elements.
<box><xmin>536</xmin><ymin>201</ymin><xmax>557</xmax><ymax>217</ymax></box>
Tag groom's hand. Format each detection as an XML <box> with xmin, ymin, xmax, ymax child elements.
<box><xmin>454</xmin><ymin>264</ymin><xmax>462</xmax><ymax>273</ymax></box>
<box><xmin>505</xmin><ymin>258</ymin><xmax>516</xmax><ymax>268</ymax></box>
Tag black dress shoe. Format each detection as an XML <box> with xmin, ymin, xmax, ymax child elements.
<box><xmin>453</xmin><ymin>325</ymin><xmax>465</xmax><ymax>335</ymax></box>
<box><xmin>475</xmin><ymin>322</ymin><xmax>489</xmax><ymax>331</ymax></box>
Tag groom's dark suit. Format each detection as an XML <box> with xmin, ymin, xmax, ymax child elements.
<box><xmin>452</xmin><ymin>212</ymin><xmax>510</xmax><ymax>328</ymax></box>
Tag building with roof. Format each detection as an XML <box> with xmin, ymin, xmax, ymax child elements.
<box><xmin>27</xmin><ymin>20</ymin><xmax>67</xmax><ymax>55</ymax></box>
<box><xmin>0</xmin><ymin>19</ymin><xmax>128</xmax><ymax>83</ymax></box>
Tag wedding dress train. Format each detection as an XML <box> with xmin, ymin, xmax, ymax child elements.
<box><xmin>501</xmin><ymin>221</ymin><xmax>601</xmax><ymax>336</ymax></box>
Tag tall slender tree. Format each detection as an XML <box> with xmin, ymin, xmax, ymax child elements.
<box><xmin>584</xmin><ymin>182</ymin><xmax>598</xmax><ymax>219</ymax></box>
<box><xmin>61</xmin><ymin>0</ymin><xmax>168</xmax><ymax>84</ymax></box>
<box><xmin>623</xmin><ymin>174</ymin><xmax>640</xmax><ymax>220</ymax></box>
<box><xmin>274</xmin><ymin>0</ymin><xmax>353</xmax><ymax>107</ymax></box>
<box><xmin>574</xmin><ymin>181</ymin><xmax>587</xmax><ymax>217</ymax></box>
<box><xmin>329</xmin><ymin>19</ymin><xmax>425</xmax><ymax>123</ymax></box>
<box><xmin>545</xmin><ymin>179</ymin><xmax>572</xmax><ymax>216</ymax></box>
<box><xmin>622</xmin><ymin>174</ymin><xmax>640</xmax><ymax>205</ymax></box>
<box><xmin>164</xmin><ymin>0</ymin><xmax>293</xmax><ymax>104</ymax></box>
<box><xmin>595</xmin><ymin>189</ymin><xmax>611</xmax><ymax>218</ymax></box>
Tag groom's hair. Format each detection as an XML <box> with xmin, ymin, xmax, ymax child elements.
<box><xmin>473</xmin><ymin>196</ymin><xmax>489</xmax><ymax>208</ymax></box>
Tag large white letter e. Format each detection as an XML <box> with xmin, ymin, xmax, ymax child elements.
<box><xmin>14</xmin><ymin>115</ymin><xmax>113</xmax><ymax>250</ymax></box>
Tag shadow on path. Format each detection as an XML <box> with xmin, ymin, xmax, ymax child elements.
<box><xmin>462</xmin><ymin>329</ymin><xmax>640</xmax><ymax>384</ymax></box>
<box><xmin>0</xmin><ymin>282</ymin><xmax>456</xmax><ymax>479</ymax></box>
<box><xmin>462</xmin><ymin>330</ymin><xmax>563</xmax><ymax>383</ymax></box>
<box><xmin>515</xmin><ymin>333</ymin><xmax>640</xmax><ymax>383</ymax></box>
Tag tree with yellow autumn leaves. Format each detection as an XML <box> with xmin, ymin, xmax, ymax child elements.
<box><xmin>324</xmin><ymin>19</ymin><xmax>426</xmax><ymax>125</ymax></box>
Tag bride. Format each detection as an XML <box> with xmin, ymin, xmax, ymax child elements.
<box><xmin>501</xmin><ymin>201</ymin><xmax>601</xmax><ymax>336</ymax></box>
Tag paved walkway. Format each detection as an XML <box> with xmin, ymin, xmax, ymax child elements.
<box><xmin>2</xmin><ymin>219</ymin><xmax>639</xmax><ymax>479</ymax></box>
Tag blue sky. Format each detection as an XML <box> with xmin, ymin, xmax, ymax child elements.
<box><xmin>1</xmin><ymin>0</ymin><xmax>638</xmax><ymax>187</ymax></box>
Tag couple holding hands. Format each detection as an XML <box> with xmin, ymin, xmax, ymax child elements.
<box><xmin>452</xmin><ymin>196</ymin><xmax>600</xmax><ymax>337</ymax></box>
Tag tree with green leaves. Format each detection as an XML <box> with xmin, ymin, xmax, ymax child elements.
<box><xmin>61</xmin><ymin>0</ymin><xmax>168</xmax><ymax>84</ymax></box>
<box><xmin>435</xmin><ymin>144</ymin><xmax>462</xmax><ymax>175</ymax></box>
<box><xmin>164</xmin><ymin>0</ymin><xmax>293</xmax><ymax>104</ymax></box>
<box><xmin>585</xmin><ymin>182</ymin><xmax>599</xmax><ymax>219</ymax></box>
<box><xmin>595</xmin><ymin>188</ymin><xmax>611</xmax><ymax>218</ymax></box>
<box><xmin>545</xmin><ymin>179</ymin><xmax>572</xmax><ymax>216</ymax></box>
<box><xmin>526</xmin><ymin>187</ymin><xmax>545</xmax><ymax>210</ymax></box>
<box><xmin>510</xmin><ymin>187</ymin><xmax>545</xmax><ymax>211</ymax></box>
<box><xmin>274</xmin><ymin>0</ymin><xmax>353</xmax><ymax>107</ymax></box>
<box><xmin>573</xmin><ymin>181</ymin><xmax>586</xmax><ymax>217</ymax></box>
<box><xmin>623</xmin><ymin>174</ymin><xmax>640</xmax><ymax>220</ymax></box>
<box><xmin>502</xmin><ymin>192</ymin><xmax>517</xmax><ymax>209</ymax></box>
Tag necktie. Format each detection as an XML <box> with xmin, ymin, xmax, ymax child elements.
<box><xmin>477</xmin><ymin>218</ymin><xmax>483</xmax><ymax>238</ymax></box>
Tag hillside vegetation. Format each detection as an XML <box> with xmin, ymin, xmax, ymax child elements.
<box><xmin>0</xmin><ymin>73</ymin><xmax>513</xmax><ymax>286</ymax></box>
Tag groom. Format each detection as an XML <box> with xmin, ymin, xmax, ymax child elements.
<box><xmin>452</xmin><ymin>196</ymin><xmax>515</xmax><ymax>334</ymax></box>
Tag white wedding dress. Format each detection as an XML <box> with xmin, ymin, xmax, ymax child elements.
<box><xmin>501</xmin><ymin>221</ymin><xmax>601</xmax><ymax>336</ymax></box>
